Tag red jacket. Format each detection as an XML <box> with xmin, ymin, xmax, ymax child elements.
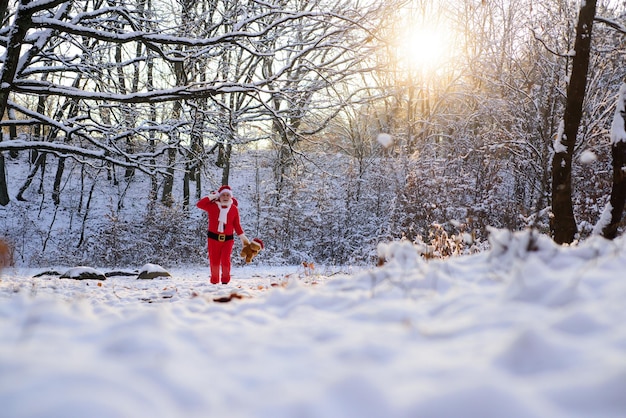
<box><xmin>196</xmin><ymin>197</ymin><xmax>244</xmax><ymax>236</ymax></box>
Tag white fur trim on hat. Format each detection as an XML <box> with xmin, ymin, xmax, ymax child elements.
<box><xmin>218</xmin><ymin>185</ymin><xmax>233</xmax><ymax>196</ymax></box>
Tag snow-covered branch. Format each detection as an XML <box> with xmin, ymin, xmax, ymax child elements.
<box><xmin>0</xmin><ymin>139</ymin><xmax>175</xmax><ymax>175</ymax></box>
<box><xmin>595</xmin><ymin>15</ymin><xmax>626</xmax><ymax>34</ymax></box>
<box><xmin>0</xmin><ymin>0</ymin><xmax>393</xmax><ymax>205</ymax></box>
<box><xmin>11</xmin><ymin>80</ymin><xmax>260</xmax><ymax>103</ymax></box>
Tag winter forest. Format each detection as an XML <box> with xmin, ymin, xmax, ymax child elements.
<box><xmin>2</xmin><ymin>0</ymin><xmax>626</xmax><ymax>267</ymax></box>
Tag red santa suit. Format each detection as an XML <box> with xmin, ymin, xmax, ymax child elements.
<box><xmin>196</xmin><ymin>186</ymin><xmax>246</xmax><ymax>284</ymax></box>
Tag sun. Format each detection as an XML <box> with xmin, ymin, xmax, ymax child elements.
<box><xmin>396</xmin><ymin>24</ymin><xmax>450</xmax><ymax>72</ymax></box>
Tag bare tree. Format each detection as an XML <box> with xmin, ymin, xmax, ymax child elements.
<box><xmin>551</xmin><ymin>0</ymin><xmax>597</xmax><ymax>244</ymax></box>
<box><xmin>258</xmin><ymin>0</ymin><xmax>385</xmax><ymax>196</ymax></box>
<box><xmin>0</xmin><ymin>0</ymin><xmax>387</xmax><ymax>205</ymax></box>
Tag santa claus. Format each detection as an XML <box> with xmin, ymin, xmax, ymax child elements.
<box><xmin>196</xmin><ymin>185</ymin><xmax>249</xmax><ymax>284</ymax></box>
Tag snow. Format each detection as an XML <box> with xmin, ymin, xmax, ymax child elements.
<box><xmin>59</xmin><ymin>266</ymin><xmax>106</xmax><ymax>280</ymax></box>
<box><xmin>579</xmin><ymin>149</ymin><xmax>597</xmax><ymax>164</ymax></box>
<box><xmin>1</xmin><ymin>230</ymin><xmax>626</xmax><ymax>418</ymax></box>
<box><xmin>593</xmin><ymin>202</ymin><xmax>613</xmax><ymax>236</ymax></box>
<box><xmin>376</xmin><ymin>133</ymin><xmax>393</xmax><ymax>148</ymax></box>
<box><xmin>610</xmin><ymin>82</ymin><xmax>626</xmax><ymax>144</ymax></box>
<box><xmin>553</xmin><ymin>120</ymin><xmax>567</xmax><ymax>153</ymax></box>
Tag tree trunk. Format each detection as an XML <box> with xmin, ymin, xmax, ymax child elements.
<box><xmin>8</xmin><ymin>108</ymin><xmax>18</xmax><ymax>158</ymax></box>
<box><xmin>183</xmin><ymin>165</ymin><xmax>190</xmax><ymax>210</ymax></box>
<box><xmin>161</xmin><ymin>145</ymin><xmax>176</xmax><ymax>207</ymax></box>
<box><xmin>0</xmin><ymin>154</ymin><xmax>9</xmax><ymax>206</ymax></box>
<box><xmin>599</xmin><ymin>83</ymin><xmax>626</xmax><ymax>239</ymax></box>
<box><xmin>16</xmin><ymin>153</ymin><xmax>46</xmax><ymax>201</ymax></box>
<box><xmin>52</xmin><ymin>157</ymin><xmax>65</xmax><ymax>206</ymax></box>
<box><xmin>0</xmin><ymin>0</ymin><xmax>32</xmax><ymax>206</ymax></box>
<box><xmin>221</xmin><ymin>142</ymin><xmax>232</xmax><ymax>186</ymax></box>
<box><xmin>161</xmin><ymin>56</ymin><xmax>185</xmax><ymax>206</ymax></box>
<box><xmin>114</xmin><ymin>28</ymin><xmax>135</xmax><ymax>181</ymax></box>
<box><xmin>550</xmin><ymin>0</ymin><xmax>597</xmax><ymax>244</ymax></box>
<box><xmin>145</xmin><ymin>14</ymin><xmax>158</xmax><ymax>201</ymax></box>
<box><xmin>601</xmin><ymin>141</ymin><xmax>626</xmax><ymax>239</ymax></box>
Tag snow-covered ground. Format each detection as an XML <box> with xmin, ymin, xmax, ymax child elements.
<box><xmin>1</xmin><ymin>229</ymin><xmax>625</xmax><ymax>418</ymax></box>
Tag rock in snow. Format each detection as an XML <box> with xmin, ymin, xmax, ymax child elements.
<box><xmin>60</xmin><ymin>266</ymin><xmax>106</xmax><ymax>280</ymax></box>
<box><xmin>137</xmin><ymin>263</ymin><xmax>172</xmax><ymax>280</ymax></box>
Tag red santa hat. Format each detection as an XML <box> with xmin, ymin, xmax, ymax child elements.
<box><xmin>252</xmin><ymin>238</ymin><xmax>264</xmax><ymax>249</ymax></box>
<box><xmin>218</xmin><ymin>185</ymin><xmax>233</xmax><ymax>196</ymax></box>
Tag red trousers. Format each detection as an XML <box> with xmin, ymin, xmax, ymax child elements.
<box><xmin>207</xmin><ymin>238</ymin><xmax>234</xmax><ymax>284</ymax></box>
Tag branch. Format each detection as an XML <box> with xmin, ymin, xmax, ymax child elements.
<box><xmin>0</xmin><ymin>139</ymin><xmax>174</xmax><ymax>175</ymax></box>
<box><xmin>530</xmin><ymin>28</ymin><xmax>573</xmax><ymax>58</ymax></box>
<box><xmin>594</xmin><ymin>16</ymin><xmax>626</xmax><ymax>34</ymax></box>
<box><xmin>11</xmin><ymin>80</ymin><xmax>261</xmax><ymax>103</ymax></box>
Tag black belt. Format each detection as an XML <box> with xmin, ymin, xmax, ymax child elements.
<box><xmin>207</xmin><ymin>231</ymin><xmax>234</xmax><ymax>242</ymax></box>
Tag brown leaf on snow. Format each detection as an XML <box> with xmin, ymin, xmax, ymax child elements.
<box><xmin>213</xmin><ymin>293</ymin><xmax>245</xmax><ymax>303</ymax></box>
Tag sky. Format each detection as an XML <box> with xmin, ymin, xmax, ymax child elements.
<box><xmin>1</xmin><ymin>229</ymin><xmax>625</xmax><ymax>418</ymax></box>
